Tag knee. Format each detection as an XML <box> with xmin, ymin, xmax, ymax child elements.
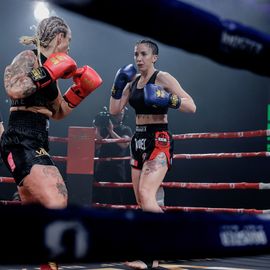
<box><xmin>42</xmin><ymin>193</ymin><xmax>68</xmax><ymax>209</ymax></box>
<box><xmin>44</xmin><ymin>198</ymin><xmax>68</xmax><ymax>209</ymax></box>
<box><xmin>138</xmin><ymin>187</ymin><xmax>152</xmax><ymax>207</ymax></box>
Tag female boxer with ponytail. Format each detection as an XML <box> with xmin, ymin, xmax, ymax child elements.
<box><xmin>110</xmin><ymin>39</ymin><xmax>196</xmax><ymax>269</ymax></box>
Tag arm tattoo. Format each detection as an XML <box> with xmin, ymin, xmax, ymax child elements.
<box><xmin>4</xmin><ymin>50</ymin><xmax>38</xmax><ymax>98</ymax></box>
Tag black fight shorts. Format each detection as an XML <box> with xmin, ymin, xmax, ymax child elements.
<box><xmin>0</xmin><ymin>111</ymin><xmax>55</xmax><ymax>186</ymax></box>
<box><xmin>130</xmin><ymin>124</ymin><xmax>174</xmax><ymax>170</ymax></box>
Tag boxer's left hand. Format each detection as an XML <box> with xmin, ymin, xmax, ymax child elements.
<box><xmin>63</xmin><ymin>65</ymin><xmax>102</xmax><ymax>108</ymax></box>
<box><xmin>29</xmin><ymin>52</ymin><xmax>77</xmax><ymax>89</ymax></box>
<box><xmin>144</xmin><ymin>84</ymin><xmax>181</xmax><ymax>109</ymax></box>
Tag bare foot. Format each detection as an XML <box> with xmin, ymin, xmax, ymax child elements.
<box><xmin>125</xmin><ymin>260</ymin><xmax>159</xmax><ymax>269</ymax></box>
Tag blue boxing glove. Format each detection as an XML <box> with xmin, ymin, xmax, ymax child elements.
<box><xmin>111</xmin><ymin>64</ymin><xmax>137</xmax><ymax>99</ymax></box>
<box><xmin>144</xmin><ymin>84</ymin><xmax>181</xmax><ymax>109</ymax></box>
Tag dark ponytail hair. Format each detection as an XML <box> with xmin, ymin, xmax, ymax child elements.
<box><xmin>136</xmin><ymin>39</ymin><xmax>159</xmax><ymax>55</ymax></box>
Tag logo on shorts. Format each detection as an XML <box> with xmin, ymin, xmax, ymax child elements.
<box><xmin>156</xmin><ymin>132</ymin><xmax>170</xmax><ymax>147</ymax></box>
<box><xmin>35</xmin><ymin>147</ymin><xmax>49</xmax><ymax>157</ymax></box>
<box><xmin>136</xmin><ymin>126</ymin><xmax>147</xmax><ymax>132</ymax></box>
<box><xmin>130</xmin><ymin>158</ymin><xmax>138</xmax><ymax>167</ymax></box>
<box><xmin>135</xmin><ymin>138</ymin><xmax>146</xmax><ymax>151</ymax></box>
<box><xmin>7</xmin><ymin>152</ymin><xmax>16</xmax><ymax>172</ymax></box>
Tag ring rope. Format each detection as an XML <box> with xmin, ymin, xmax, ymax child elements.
<box><xmin>173</xmin><ymin>129</ymin><xmax>270</xmax><ymax>140</ymax></box>
<box><xmin>48</xmin><ymin>151</ymin><xmax>270</xmax><ymax>163</ymax></box>
<box><xmin>2</xmin><ymin>177</ymin><xmax>269</xmax><ymax>190</ymax></box>
<box><xmin>96</xmin><ymin>129</ymin><xmax>270</xmax><ymax>144</ymax></box>
<box><xmin>173</xmin><ymin>151</ymin><xmax>270</xmax><ymax>159</ymax></box>
<box><xmin>48</xmin><ymin>136</ymin><xmax>68</xmax><ymax>143</ymax></box>
<box><xmin>0</xmin><ymin>200</ymin><xmax>21</xmax><ymax>205</ymax></box>
<box><xmin>48</xmin><ymin>129</ymin><xmax>270</xmax><ymax>145</ymax></box>
<box><xmin>95</xmin><ymin>151</ymin><xmax>269</xmax><ymax>162</ymax></box>
<box><xmin>93</xmin><ymin>181</ymin><xmax>270</xmax><ymax>190</ymax></box>
<box><xmin>2</xmin><ymin>200</ymin><xmax>269</xmax><ymax>214</ymax></box>
<box><xmin>51</xmin><ymin>155</ymin><xmax>67</xmax><ymax>162</ymax></box>
<box><xmin>93</xmin><ymin>203</ymin><xmax>270</xmax><ymax>214</ymax></box>
<box><xmin>0</xmin><ymin>177</ymin><xmax>15</xmax><ymax>183</ymax></box>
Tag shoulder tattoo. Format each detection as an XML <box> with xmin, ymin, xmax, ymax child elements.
<box><xmin>4</xmin><ymin>50</ymin><xmax>38</xmax><ymax>98</ymax></box>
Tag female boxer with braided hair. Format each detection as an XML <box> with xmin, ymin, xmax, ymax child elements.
<box><xmin>0</xmin><ymin>16</ymin><xmax>102</xmax><ymax>270</ymax></box>
<box><xmin>110</xmin><ymin>39</ymin><xmax>196</xmax><ymax>269</ymax></box>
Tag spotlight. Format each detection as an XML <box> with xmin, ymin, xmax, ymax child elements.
<box><xmin>34</xmin><ymin>1</ymin><xmax>50</xmax><ymax>21</ymax></box>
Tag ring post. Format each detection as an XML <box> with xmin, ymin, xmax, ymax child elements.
<box><xmin>66</xmin><ymin>126</ymin><xmax>95</xmax><ymax>206</ymax></box>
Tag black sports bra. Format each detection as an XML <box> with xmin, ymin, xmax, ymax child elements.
<box><xmin>129</xmin><ymin>70</ymin><xmax>169</xmax><ymax>115</ymax></box>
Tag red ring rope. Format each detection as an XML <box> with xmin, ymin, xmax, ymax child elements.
<box><xmin>48</xmin><ymin>136</ymin><xmax>68</xmax><ymax>143</ymax></box>
<box><xmin>96</xmin><ymin>129</ymin><xmax>270</xmax><ymax>144</ymax></box>
<box><xmin>1</xmin><ymin>200</ymin><xmax>269</xmax><ymax>214</ymax></box>
<box><xmin>93</xmin><ymin>203</ymin><xmax>270</xmax><ymax>214</ymax></box>
<box><xmin>95</xmin><ymin>151</ymin><xmax>269</xmax><ymax>162</ymax></box>
<box><xmin>1</xmin><ymin>177</ymin><xmax>270</xmax><ymax>191</ymax></box>
<box><xmin>93</xmin><ymin>181</ymin><xmax>270</xmax><ymax>190</ymax></box>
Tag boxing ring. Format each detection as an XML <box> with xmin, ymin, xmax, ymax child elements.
<box><xmin>0</xmin><ymin>126</ymin><xmax>270</xmax><ymax>269</ymax></box>
<box><xmin>1</xmin><ymin>127</ymin><xmax>269</xmax><ymax>212</ymax></box>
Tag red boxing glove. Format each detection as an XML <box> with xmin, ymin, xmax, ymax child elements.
<box><xmin>29</xmin><ymin>52</ymin><xmax>77</xmax><ymax>89</ymax></box>
<box><xmin>63</xmin><ymin>65</ymin><xmax>102</xmax><ymax>108</ymax></box>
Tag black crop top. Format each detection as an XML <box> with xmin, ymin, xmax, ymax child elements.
<box><xmin>129</xmin><ymin>70</ymin><xmax>169</xmax><ymax>115</ymax></box>
<box><xmin>11</xmin><ymin>49</ymin><xmax>59</xmax><ymax>107</ymax></box>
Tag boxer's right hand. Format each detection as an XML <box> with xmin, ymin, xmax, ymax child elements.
<box><xmin>28</xmin><ymin>52</ymin><xmax>77</xmax><ymax>89</ymax></box>
<box><xmin>111</xmin><ymin>64</ymin><xmax>136</xmax><ymax>99</ymax></box>
<box><xmin>63</xmin><ymin>65</ymin><xmax>103</xmax><ymax>108</ymax></box>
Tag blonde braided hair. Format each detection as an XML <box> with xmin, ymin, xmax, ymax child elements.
<box><xmin>20</xmin><ymin>16</ymin><xmax>70</xmax><ymax>66</ymax></box>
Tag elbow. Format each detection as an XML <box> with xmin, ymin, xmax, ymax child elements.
<box><xmin>191</xmin><ymin>97</ymin><xmax>197</xmax><ymax>113</ymax></box>
<box><xmin>189</xmin><ymin>103</ymin><xmax>196</xmax><ymax>113</ymax></box>
<box><xmin>6</xmin><ymin>88</ymin><xmax>19</xmax><ymax>100</ymax></box>
<box><xmin>109</xmin><ymin>107</ymin><xmax>120</xmax><ymax>115</ymax></box>
<box><xmin>187</xmin><ymin>98</ymin><xmax>197</xmax><ymax>113</ymax></box>
<box><xmin>5</xmin><ymin>76</ymin><xmax>36</xmax><ymax>99</ymax></box>
<box><xmin>180</xmin><ymin>100</ymin><xmax>196</xmax><ymax>113</ymax></box>
<box><xmin>52</xmin><ymin>109</ymin><xmax>71</xmax><ymax>120</ymax></box>
<box><xmin>52</xmin><ymin>115</ymin><xmax>63</xmax><ymax>121</ymax></box>
<box><xmin>109</xmin><ymin>108</ymin><xmax>116</xmax><ymax>115</ymax></box>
